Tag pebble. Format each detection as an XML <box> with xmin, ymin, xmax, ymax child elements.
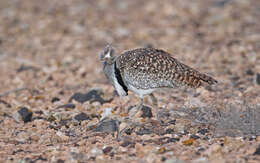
<box><xmin>90</xmin><ymin>147</ymin><xmax>103</xmax><ymax>156</ymax></box>
<box><xmin>182</xmin><ymin>139</ymin><xmax>195</xmax><ymax>146</ymax></box>
<box><xmin>0</xmin><ymin>99</ymin><xmax>11</xmax><ymax>108</ymax></box>
<box><xmin>136</xmin><ymin>127</ymin><xmax>151</xmax><ymax>135</ymax></box>
<box><xmin>94</xmin><ymin>118</ymin><xmax>120</xmax><ymax>133</ymax></box>
<box><xmin>124</xmin><ymin>128</ymin><xmax>134</xmax><ymax>135</ymax></box>
<box><xmin>253</xmin><ymin>144</ymin><xmax>260</xmax><ymax>155</ymax></box>
<box><xmin>256</xmin><ymin>73</ymin><xmax>260</xmax><ymax>85</ymax></box>
<box><xmin>69</xmin><ymin>89</ymin><xmax>106</xmax><ymax>104</ymax></box>
<box><xmin>69</xmin><ymin>151</ymin><xmax>85</xmax><ymax>161</ymax></box>
<box><xmin>103</xmin><ymin>146</ymin><xmax>113</xmax><ymax>154</ymax></box>
<box><xmin>165</xmin><ymin>158</ymin><xmax>186</xmax><ymax>163</ymax></box>
<box><xmin>16</xmin><ymin>65</ymin><xmax>39</xmax><ymax>73</ymax></box>
<box><xmin>168</xmin><ymin>120</ymin><xmax>176</xmax><ymax>125</ymax></box>
<box><xmin>59</xmin><ymin>118</ymin><xmax>72</xmax><ymax>126</ymax></box>
<box><xmin>167</xmin><ymin>137</ymin><xmax>180</xmax><ymax>143</ymax></box>
<box><xmin>174</xmin><ymin>123</ymin><xmax>185</xmax><ymax>133</ymax></box>
<box><xmin>56</xmin><ymin>131</ymin><xmax>69</xmax><ymax>141</ymax></box>
<box><xmin>13</xmin><ymin>107</ymin><xmax>33</xmax><ymax>123</ymax></box>
<box><xmin>30</xmin><ymin>135</ymin><xmax>40</xmax><ymax>142</ymax></box>
<box><xmin>157</xmin><ymin>147</ymin><xmax>166</xmax><ymax>154</ymax></box>
<box><xmin>74</xmin><ymin>112</ymin><xmax>90</xmax><ymax>122</ymax></box>
<box><xmin>51</xmin><ymin>97</ymin><xmax>60</xmax><ymax>103</ymax></box>
<box><xmin>141</xmin><ymin>105</ymin><xmax>153</xmax><ymax>118</ymax></box>
<box><xmin>198</xmin><ymin>128</ymin><xmax>209</xmax><ymax>135</ymax></box>
<box><xmin>190</xmin><ymin>134</ymin><xmax>200</xmax><ymax>139</ymax></box>
<box><xmin>246</xmin><ymin>69</ymin><xmax>254</xmax><ymax>75</ymax></box>
<box><xmin>205</xmin><ymin>144</ymin><xmax>221</xmax><ymax>155</ymax></box>
<box><xmin>56</xmin><ymin>103</ymin><xmax>75</xmax><ymax>109</ymax></box>
<box><xmin>164</xmin><ymin>128</ymin><xmax>174</xmax><ymax>135</ymax></box>
<box><xmin>101</xmin><ymin>108</ymin><xmax>113</xmax><ymax>119</ymax></box>
<box><xmin>57</xmin><ymin>159</ymin><xmax>65</xmax><ymax>163</ymax></box>
<box><xmin>120</xmin><ymin>141</ymin><xmax>135</xmax><ymax>147</ymax></box>
<box><xmin>161</xmin><ymin>156</ymin><xmax>167</xmax><ymax>162</ymax></box>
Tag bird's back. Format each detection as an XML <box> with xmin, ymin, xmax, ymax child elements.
<box><xmin>116</xmin><ymin>48</ymin><xmax>217</xmax><ymax>90</ymax></box>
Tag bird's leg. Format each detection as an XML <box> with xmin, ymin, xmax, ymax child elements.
<box><xmin>149</xmin><ymin>93</ymin><xmax>158</xmax><ymax>106</ymax></box>
<box><xmin>117</xmin><ymin>119</ymin><xmax>142</xmax><ymax>141</ymax></box>
<box><xmin>149</xmin><ymin>93</ymin><xmax>160</xmax><ymax>121</ymax></box>
<box><xmin>118</xmin><ymin>97</ymin><xmax>144</xmax><ymax>140</ymax></box>
<box><xmin>129</xmin><ymin>97</ymin><xmax>143</xmax><ymax>119</ymax></box>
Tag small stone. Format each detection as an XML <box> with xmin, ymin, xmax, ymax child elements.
<box><xmin>174</xmin><ymin>123</ymin><xmax>185</xmax><ymax>133</ymax></box>
<box><xmin>103</xmin><ymin>146</ymin><xmax>113</xmax><ymax>154</ymax></box>
<box><xmin>51</xmin><ymin>97</ymin><xmax>60</xmax><ymax>103</ymax></box>
<box><xmin>17</xmin><ymin>65</ymin><xmax>39</xmax><ymax>73</ymax></box>
<box><xmin>90</xmin><ymin>147</ymin><xmax>103</xmax><ymax>156</ymax></box>
<box><xmin>69</xmin><ymin>151</ymin><xmax>85</xmax><ymax>161</ymax></box>
<box><xmin>101</xmin><ymin>108</ymin><xmax>113</xmax><ymax>119</ymax></box>
<box><xmin>141</xmin><ymin>105</ymin><xmax>153</xmax><ymax>118</ymax></box>
<box><xmin>157</xmin><ymin>147</ymin><xmax>166</xmax><ymax>154</ymax></box>
<box><xmin>69</xmin><ymin>89</ymin><xmax>108</xmax><ymax>104</ymax></box>
<box><xmin>13</xmin><ymin>107</ymin><xmax>33</xmax><ymax>123</ymax></box>
<box><xmin>256</xmin><ymin>73</ymin><xmax>260</xmax><ymax>85</ymax></box>
<box><xmin>94</xmin><ymin>118</ymin><xmax>120</xmax><ymax>133</ymax></box>
<box><xmin>190</xmin><ymin>134</ymin><xmax>200</xmax><ymax>139</ymax></box>
<box><xmin>34</xmin><ymin>156</ymin><xmax>47</xmax><ymax>162</ymax></box>
<box><xmin>253</xmin><ymin>144</ymin><xmax>260</xmax><ymax>155</ymax></box>
<box><xmin>136</xmin><ymin>127</ymin><xmax>151</xmax><ymax>135</ymax></box>
<box><xmin>214</xmin><ymin>0</ymin><xmax>231</xmax><ymax>7</ymax></box>
<box><xmin>35</xmin><ymin>110</ymin><xmax>43</xmax><ymax>115</ymax></box>
<box><xmin>30</xmin><ymin>135</ymin><xmax>39</xmax><ymax>141</ymax></box>
<box><xmin>120</xmin><ymin>141</ymin><xmax>134</xmax><ymax>147</ymax></box>
<box><xmin>246</xmin><ymin>69</ymin><xmax>254</xmax><ymax>75</ymax></box>
<box><xmin>57</xmin><ymin>159</ymin><xmax>65</xmax><ymax>163</ymax></box>
<box><xmin>56</xmin><ymin>131</ymin><xmax>69</xmax><ymax>141</ymax></box>
<box><xmin>59</xmin><ymin>118</ymin><xmax>72</xmax><ymax>126</ymax></box>
<box><xmin>168</xmin><ymin>120</ymin><xmax>176</xmax><ymax>125</ymax></box>
<box><xmin>161</xmin><ymin>156</ymin><xmax>167</xmax><ymax>162</ymax></box>
<box><xmin>46</xmin><ymin>114</ymin><xmax>57</xmax><ymax>122</ymax></box>
<box><xmin>167</xmin><ymin>137</ymin><xmax>180</xmax><ymax>143</ymax></box>
<box><xmin>124</xmin><ymin>128</ymin><xmax>133</xmax><ymax>135</ymax></box>
<box><xmin>74</xmin><ymin>112</ymin><xmax>90</xmax><ymax>122</ymax></box>
<box><xmin>164</xmin><ymin>128</ymin><xmax>174</xmax><ymax>135</ymax></box>
<box><xmin>165</xmin><ymin>158</ymin><xmax>186</xmax><ymax>163</ymax></box>
<box><xmin>182</xmin><ymin>138</ymin><xmax>195</xmax><ymax>146</ymax></box>
<box><xmin>205</xmin><ymin>144</ymin><xmax>221</xmax><ymax>155</ymax></box>
<box><xmin>198</xmin><ymin>128</ymin><xmax>208</xmax><ymax>135</ymax></box>
<box><xmin>56</xmin><ymin>103</ymin><xmax>75</xmax><ymax>109</ymax></box>
<box><xmin>0</xmin><ymin>99</ymin><xmax>11</xmax><ymax>108</ymax></box>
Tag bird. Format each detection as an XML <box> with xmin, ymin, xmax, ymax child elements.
<box><xmin>100</xmin><ymin>45</ymin><xmax>217</xmax><ymax>119</ymax></box>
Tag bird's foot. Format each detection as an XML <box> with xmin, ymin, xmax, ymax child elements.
<box><xmin>128</xmin><ymin>105</ymin><xmax>140</xmax><ymax>118</ymax></box>
<box><xmin>117</xmin><ymin>117</ymin><xmax>142</xmax><ymax>141</ymax></box>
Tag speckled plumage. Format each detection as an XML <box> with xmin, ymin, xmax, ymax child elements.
<box><xmin>116</xmin><ymin>47</ymin><xmax>217</xmax><ymax>91</ymax></box>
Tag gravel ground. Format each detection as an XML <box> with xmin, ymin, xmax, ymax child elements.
<box><xmin>0</xmin><ymin>0</ymin><xmax>259</xmax><ymax>162</ymax></box>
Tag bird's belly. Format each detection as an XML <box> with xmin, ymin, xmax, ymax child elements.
<box><xmin>128</xmin><ymin>84</ymin><xmax>155</xmax><ymax>98</ymax></box>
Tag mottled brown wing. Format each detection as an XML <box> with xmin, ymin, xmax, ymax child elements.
<box><xmin>117</xmin><ymin>48</ymin><xmax>217</xmax><ymax>90</ymax></box>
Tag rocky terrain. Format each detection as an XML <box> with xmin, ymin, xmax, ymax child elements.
<box><xmin>0</xmin><ymin>0</ymin><xmax>259</xmax><ymax>162</ymax></box>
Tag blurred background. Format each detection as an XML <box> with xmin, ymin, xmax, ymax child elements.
<box><xmin>0</xmin><ymin>0</ymin><xmax>259</xmax><ymax>105</ymax></box>
<box><xmin>0</xmin><ymin>0</ymin><xmax>259</xmax><ymax>106</ymax></box>
<box><xmin>0</xmin><ymin>0</ymin><xmax>259</xmax><ymax>91</ymax></box>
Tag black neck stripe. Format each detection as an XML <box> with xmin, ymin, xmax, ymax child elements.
<box><xmin>114</xmin><ymin>63</ymin><xmax>128</xmax><ymax>95</ymax></box>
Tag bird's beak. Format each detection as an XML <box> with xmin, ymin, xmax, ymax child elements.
<box><xmin>104</xmin><ymin>51</ymin><xmax>111</xmax><ymax>59</ymax></box>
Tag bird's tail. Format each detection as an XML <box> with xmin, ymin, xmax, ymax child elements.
<box><xmin>197</xmin><ymin>73</ymin><xmax>218</xmax><ymax>85</ymax></box>
<box><xmin>183</xmin><ymin>70</ymin><xmax>218</xmax><ymax>88</ymax></box>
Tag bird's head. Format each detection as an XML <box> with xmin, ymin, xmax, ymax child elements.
<box><xmin>100</xmin><ymin>45</ymin><xmax>116</xmax><ymax>65</ymax></box>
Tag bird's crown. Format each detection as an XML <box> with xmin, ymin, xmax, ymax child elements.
<box><xmin>100</xmin><ymin>45</ymin><xmax>116</xmax><ymax>65</ymax></box>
